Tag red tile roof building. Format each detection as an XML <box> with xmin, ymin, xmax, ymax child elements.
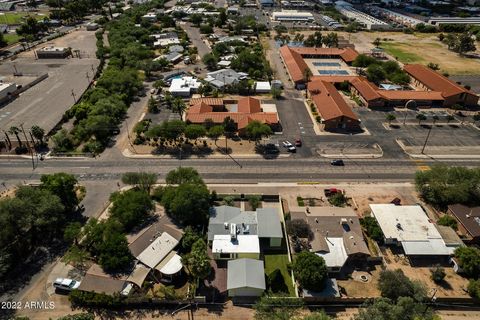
<box><xmin>404</xmin><ymin>64</ymin><xmax>479</xmax><ymax>107</ymax></box>
<box><xmin>185</xmin><ymin>97</ymin><xmax>280</xmax><ymax>132</ymax></box>
<box><xmin>307</xmin><ymin>80</ymin><xmax>360</xmax><ymax>131</ymax></box>
<box><xmin>279</xmin><ymin>46</ymin><xmax>359</xmax><ymax>87</ymax></box>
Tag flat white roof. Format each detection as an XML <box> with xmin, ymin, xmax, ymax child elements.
<box><xmin>136</xmin><ymin>232</ymin><xmax>179</xmax><ymax>269</ymax></box>
<box><xmin>212</xmin><ymin>234</ymin><xmax>260</xmax><ymax>254</ymax></box>
<box><xmin>370</xmin><ymin>204</ymin><xmax>458</xmax><ymax>256</ymax></box>
<box><xmin>255</xmin><ymin>81</ymin><xmax>271</xmax><ymax>91</ymax></box>
<box><xmin>158</xmin><ymin>253</ymin><xmax>183</xmax><ymax>275</ymax></box>
<box><xmin>315</xmin><ymin>237</ymin><xmax>348</xmax><ymax>268</ymax></box>
<box><xmin>169</xmin><ymin>77</ymin><xmax>201</xmax><ymax>94</ymax></box>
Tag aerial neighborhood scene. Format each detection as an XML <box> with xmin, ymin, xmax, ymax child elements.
<box><xmin>3</xmin><ymin>0</ymin><xmax>480</xmax><ymax>320</ymax></box>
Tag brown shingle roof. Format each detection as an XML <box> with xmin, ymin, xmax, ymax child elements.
<box><xmin>310</xmin><ymin>81</ymin><xmax>359</xmax><ymax>121</ymax></box>
<box><xmin>448</xmin><ymin>204</ymin><xmax>480</xmax><ymax>238</ymax></box>
<box><xmin>404</xmin><ymin>64</ymin><xmax>473</xmax><ymax>98</ymax></box>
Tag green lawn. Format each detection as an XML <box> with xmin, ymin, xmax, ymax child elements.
<box><xmin>380</xmin><ymin>42</ymin><xmax>424</xmax><ymax>64</ymax></box>
<box><xmin>4</xmin><ymin>33</ymin><xmax>20</xmax><ymax>45</ymax></box>
<box><xmin>0</xmin><ymin>12</ymin><xmax>46</xmax><ymax>25</ymax></box>
<box><xmin>264</xmin><ymin>254</ymin><xmax>296</xmax><ymax>296</ymax></box>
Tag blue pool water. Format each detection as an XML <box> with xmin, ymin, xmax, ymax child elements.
<box><xmin>313</xmin><ymin>62</ymin><xmax>341</xmax><ymax>67</ymax></box>
<box><xmin>318</xmin><ymin>70</ymin><xmax>349</xmax><ymax>75</ymax></box>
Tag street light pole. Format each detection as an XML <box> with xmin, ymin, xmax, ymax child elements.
<box><xmin>421</xmin><ymin>124</ymin><xmax>433</xmax><ymax>154</ymax></box>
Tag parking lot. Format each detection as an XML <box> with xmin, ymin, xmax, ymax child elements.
<box><xmin>0</xmin><ymin>29</ymin><xmax>99</xmax><ymax>136</ymax></box>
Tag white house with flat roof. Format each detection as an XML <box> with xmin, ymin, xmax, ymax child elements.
<box><xmin>212</xmin><ymin>234</ymin><xmax>261</xmax><ymax>260</ymax></box>
<box><xmin>370</xmin><ymin>204</ymin><xmax>463</xmax><ymax>259</ymax></box>
<box><xmin>272</xmin><ymin>10</ymin><xmax>315</xmax><ymax>22</ymax></box>
<box><xmin>168</xmin><ymin>76</ymin><xmax>201</xmax><ymax>97</ymax></box>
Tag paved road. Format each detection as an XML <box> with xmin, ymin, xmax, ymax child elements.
<box><xmin>179</xmin><ymin>22</ymin><xmax>211</xmax><ymax>58</ymax></box>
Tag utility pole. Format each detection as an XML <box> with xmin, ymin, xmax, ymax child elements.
<box><xmin>20</xmin><ymin>124</ymin><xmax>35</xmax><ymax>170</ymax></box>
<box><xmin>421</xmin><ymin>124</ymin><xmax>433</xmax><ymax>154</ymax></box>
<box><xmin>71</xmin><ymin>89</ymin><xmax>77</xmax><ymax>104</ymax></box>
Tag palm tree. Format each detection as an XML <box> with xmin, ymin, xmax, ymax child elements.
<box><xmin>9</xmin><ymin>126</ymin><xmax>22</xmax><ymax>147</ymax></box>
<box><xmin>446</xmin><ymin>115</ymin><xmax>455</xmax><ymax>123</ymax></box>
<box><xmin>386</xmin><ymin>114</ymin><xmax>396</xmax><ymax>125</ymax></box>
<box><xmin>31</xmin><ymin>125</ymin><xmax>45</xmax><ymax>145</ymax></box>
<box><xmin>172</xmin><ymin>97</ymin><xmax>186</xmax><ymax>118</ymax></box>
<box><xmin>303</xmin><ymin>68</ymin><xmax>313</xmax><ymax>95</ymax></box>
<box><xmin>416</xmin><ymin>113</ymin><xmax>427</xmax><ymax>125</ymax></box>
<box><xmin>432</xmin><ymin>115</ymin><xmax>439</xmax><ymax>124</ymax></box>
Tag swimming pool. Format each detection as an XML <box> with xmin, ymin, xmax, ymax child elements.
<box><xmin>318</xmin><ymin>70</ymin><xmax>349</xmax><ymax>75</ymax></box>
<box><xmin>313</xmin><ymin>62</ymin><xmax>341</xmax><ymax>67</ymax></box>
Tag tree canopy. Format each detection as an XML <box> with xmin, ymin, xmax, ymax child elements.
<box><xmin>165</xmin><ymin>167</ymin><xmax>205</xmax><ymax>185</ymax></box>
<box><xmin>182</xmin><ymin>238</ymin><xmax>211</xmax><ymax>279</ymax></box>
<box><xmin>415</xmin><ymin>165</ymin><xmax>480</xmax><ymax>208</ymax></box>
<box><xmin>292</xmin><ymin>252</ymin><xmax>328</xmax><ymax>291</ymax></box>
<box><xmin>378</xmin><ymin>269</ymin><xmax>426</xmax><ymax>302</ymax></box>
<box><xmin>121</xmin><ymin>172</ymin><xmax>157</xmax><ymax>192</ymax></box>
<box><xmin>354</xmin><ymin>297</ymin><xmax>435</xmax><ymax>320</ymax></box>
<box><xmin>454</xmin><ymin>246</ymin><xmax>480</xmax><ymax>279</ymax></box>
<box><xmin>109</xmin><ymin>189</ymin><xmax>154</xmax><ymax>232</ymax></box>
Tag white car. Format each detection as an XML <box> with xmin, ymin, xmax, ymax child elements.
<box><xmin>282</xmin><ymin>141</ymin><xmax>296</xmax><ymax>152</ymax></box>
<box><xmin>53</xmin><ymin>278</ymin><xmax>81</xmax><ymax>291</ymax></box>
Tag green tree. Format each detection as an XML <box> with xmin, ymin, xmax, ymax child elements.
<box><xmin>181</xmin><ymin>226</ymin><xmax>202</xmax><ymax>251</ymax></box>
<box><xmin>254</xmin><ymin>295</ymin><xmax>304</xmax><ymax>320</ymax></box>
<box><xmin>98</xmin><ymin>225</ymin><xmax>133</xmax><ymax>273</ymax></box>
<box><xmin>416</xmin><ymin>113</ymin><xmax>427</xmax><ymax>124</ymax></box>
<box><xmin>415</xmin><ymin>165</ymin><xmax>480</xmax><ymax>207</ymax></box>
<box><xmin>40</xmin><ymin>173</ymin><xmax>78</xmax><ymax>212</ymax></box>
<box><xmin>223</xmin><ymin>116</ymin><xmax>237</xmax><ymax>137</ymax></box>
<box><xmin>383</xmin><ymin>61</ymin><xmax>401</xmax><ymax>75</ymax></box>
<box><xmin>109</xmin><ymin>189</ymin><xmax>153</xmax><ymax>231</ymax></box>
<box><xmin>184</xmin><ymin>124</ymin><xmax>207</xmax><ymax>141</ymax></box>
<box><xmin>372</xmin><ymin>38</ymin><xmax>381</xmax><ymax>48</ymax></box>
<box><xmin>161</xmin><ymin>183</ymin><xmax>211</xmax><ymax>225</ymax></box>
<box><xmin>454</xmin><ymin>246</ymin><xmax>480</xmax><ymax>278</ymax></box>
<box><xmin>386</xmin><ymin>114</ymin><xmax>396</xmax><ymax>125</ymax></box>
<box><xmin>244</xmin><ymin>121</ymin><xmax>272</xmax><ymax>144</ymax></box>
<box><xmin>172</xmin><ymin>97</ymin><xmax>187</xmax><ymax>118</ymax></box>
<box><xmin>292</xmin><ymin>252</ymin><xmax>328</xmax><ymax>291</ymax></box>
<box><xmin>430</xmin><ymin>265</ymin><xmax>446</xmax><ymax>283</ymax></box>
<box><xmin>248</xmin><ymin>195</ymin><xmax>262</xmax><ymax>210</ymax></box>
<box><xmin>121</xmin><ymin>172</ymin><xmax>157</xmax><ymax>193</ymax></box>
<box><xmin>8</xmin><ymin>126</ymin><xmax>23</xmax><ymax>147</ymax></box>
<box><xmin>271</xmin><ymin>86</ymin><xmax>283</xmax><ymax>99</ymax></box>
<box><xmin>202</xmin><ymin>53</ymin><xmax>218</xmax><ymax>70</ymax></box>
<box><xmin>64</xmin><ymin>222</ymin><xmax>83</xmax><ymax>245</ymax></box>
<box><xmin>16</xmin><ymin>16</ymin><xmax>47</xmax><ymax>40</ymax></box>
<box><xmin>31</xmin><ymin>125</ymin><xmax>45</xmax><ymax>145</ymax></box>
<box><xmin>352</xmin><ymin>54</ymin><xmax>378</xmax><ymax>68</ymax></box>
<box><xmin>360</xmin><ymin>217</ymin><xmax>384</xmax><ymax>242</ymax></box>
<box><xmin>366</xmin><ymin>64</ymin><xmax>386</xmax><ymax>84</ymax></box>
<box><xmin>446</xmin><ymin>114</ymin><xmax>455</xmax><ymax>123</ymax></box>
<box><xmin>437</xmin><ymin>215</ymin><xmax>458</xmax><ymax>230</ymax></box>
<box><xmin>467</xmin><ymin>279</ymin><xmax>480</xmax><ymax>299</ymax></box>
<box><xmin>453</xmin><ymin>32</ymin><xmax>476</xmax><ymax>55</ymax></box>
<box><xmin>182</xmin><ymin>238</ymin><xmax>211</xmax><ymax>279</ymax></box>
<box><xmin>378</xmin><ymin>269</ymin><xmax>426</xmax><ymax>302</ymax></box>
<box><xmin>303</xmin><ymin>311</ymin><xmax>331</xmax><ymax>320</ymax></box>
<box><xmin>286</xmin><ymin>219</ymin><xmax>312</xmax><ymax>239</ymax></box>
<box><xmin>354</xmin><ymin>297</ymin><xmax>435</xmax><ymax>320</ymax></box>
<box><xmin>322</xmin><ymin>32</ymin><xmax>338</xmax><ymax>48</ymax></box>
<box><xmin>190</xmin><ymin>13</ymin><xmax>203</xmax><ymax>26</ymax></box>
<box><xmin>165</xmin><ymin>167</ymin><xmax>204</xmax><ymax>185</ymax></box>
<box><xmin>207</xmin><ymin>125</ymin><xmax>224</xmax><ymax>143</ymax></box>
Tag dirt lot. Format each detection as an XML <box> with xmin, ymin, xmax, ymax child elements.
<box><xmin>337</xmin><ymin>265</ymin><xmax>382</xmax><ymax>298</ymax></box>
<box><xmin>284</xmin><ymin>30</ymin><xmax>480</xmax><ymax>75</ymax></box>
<box><xmin>382</xmin><ymin>247</ymin><xmax>470</xmax><ymax>298</ymax></box>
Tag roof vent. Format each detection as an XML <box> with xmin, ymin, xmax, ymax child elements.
<box><xmin>224</xmin><ymin>222</ymin><xmax>229</xmax><ymax>229</ymax></box>
<box><xmin>230</xmin><ymin>223</ymin><xmax>237</xmax><ymax>240</ymax></box>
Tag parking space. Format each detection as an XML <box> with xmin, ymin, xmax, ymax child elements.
<box><xmin>0</xmin><ymin>30</ymin><xmax>99</xmax><ymax>135</ymax></box>
<box><xmin>399</xmin><ymin>124</ymin><xmax>480</xmax><ymax>147</ymax></box>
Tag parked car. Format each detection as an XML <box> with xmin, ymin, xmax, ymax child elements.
<box><xmin>324</xmin><ymin>188</ymin><xmax>342</xmax><ymax>197</ymax></box>
<box><xmin>53</xmin><ymin>278</ymin><xmax>81</xmax><ymax>292</ymax></box>
<box><xmin>330</xmin><ymin>159</ymin><xmax>344</xmax><ymax>166</ymax></box>
<box><xmin>264</xmin><ymin>143</ymin><xmax>280</xmax><ymax>155</ymax></box>
<box><xmin>295</xmin><ymin>139</ymin><xmax>302</xmax><ymax>147</ymax></box>
<box><xmin>282</xmin><ymin>141</ymin><xmax>296</xmax><ymax>152</ymax></box>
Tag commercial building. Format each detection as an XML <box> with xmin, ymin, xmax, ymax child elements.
<box><xmin>272</xmin><ymin>10</ymin><xmax>315</xmax><ymax>22</ymax></box>
<box><xmin>168</xmin><ymin>76</ymin><xmax>201</xmax><ymax>97</ymax></box>
<box><xmin>279</xmin><ymin>46</ymin><xmax>359</xmax><ymax>88</ymax></box>
<box><xmin>404</xmin><ymin>64</ymin><xmax>479</xmax><ymax>107</ymax></box>
<box><xmin>36</xmin><ymin>46</ymin><xmax>72</xmax><ymax>59</ymax></box>
<box><xmin>291</xmin><ymin>206</ymin><xmax>370</xmax><ymax>273</ymax></box>
<box><xmin>186</xmin><ymin>97</ymin><xmax>280</xmax><ymax>133</ymax></box>
<box><xmin>370</xmin><ymin>204</ymin><xmax>463</xmax><ymax>264</ymax></box>
<box><xmin>371</xmin><ymin>6</ymin><xmax>424</xmax><ymax>27</ymax></box>
<box><xmin>447</xmin><ymin>204</ymin><xmax>480</xmax><ymax>244</ymax></box>
<box><xmin>227</xmin><ymin>259</ymin><xmax>266</xmax><ymax>297</ymax></box>
<box><xmin>335</xmin><ymin>1</ymin><xmax>389</xmax><ymax>30</ymax></box>
<box><xmin>0</xmin><ymin>82</ymin><xmax>17</xmax><ymax>101</ymax></box>
<box><xmin>320</xmin><ymin>15</ymin><xmax>343</xmax><ymax>29</ymax></box>
<box><xmin>308</xmin><ymin>80</ymin><xmax>361</xmax><ymax>131</ymax></box>
<box><xmin>428</xmin><ymin>17</ymin><xmax>480</xmax><ymax>25</ymax></box>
